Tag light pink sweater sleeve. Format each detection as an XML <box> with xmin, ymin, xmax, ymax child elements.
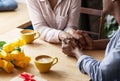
<box><xmin>26</xmin><ymin>0</ymin><xmax>62</xmax><ymax>43</ymax></box>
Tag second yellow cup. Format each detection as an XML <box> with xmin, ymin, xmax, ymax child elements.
<box><xmin>34</xmin><ymin>55</ymin><xmax>58</xmax><ymax>73</ymax></box>
<box><xmin>20</xmin><ymin>29</ymin><xmax>40</xmax><ymax>44</ymax></box>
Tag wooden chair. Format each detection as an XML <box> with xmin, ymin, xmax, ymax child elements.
<box><xmin>80</xmin><ymin>7</ymin><xmax>105</xmax><ymax>39</ymax></box>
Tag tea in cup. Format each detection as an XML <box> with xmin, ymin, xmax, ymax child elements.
<box><xmin>34</xmin><ymin>55</ymin><xmax>58</xmax><ymax>73</ymax></box>
<box><xmin>20</xmin><ymin>29</ymin><xmax>40</xmax><ymax>44</ymax></box>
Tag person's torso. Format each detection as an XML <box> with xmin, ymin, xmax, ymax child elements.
<box><xmin>105</xmin><ymin>29</ymin><xmax>120</xmax><ymax>55</ymax></box>
<box><xmin>36</xmin><ymin>0</ymin><xmax>73</xmax><ymax>30</ymax></box>
<box><xmin>104</xmin><ymin>28</ymin><xmax>120</xmax><ymax>81</ymax></box>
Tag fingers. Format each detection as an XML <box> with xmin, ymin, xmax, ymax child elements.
<box><xmin>71</xmin><ymin>39</ymin><xmax>78</xmax><ymax>49</ymax></box>
<box><xmin>72</xmin><ymin>30</ymin><xmax>94</xmax><ymax>50</ymax></box>
<box><xmin>62</xmin><ymin>39</ymin><xmax>75</xmax><ymax>56</ymax></box>
<box><xmin>72</xmin><ymin>30</ymin><xmax>86</xmax><ymax>49</ymax></box>
<box><xmin>62</xmin><ymin>44</ymin><xmax>70</xmax><ymax>55</ymax></box>
<box><xmin>62</xmin><ymin>29</ymin><xmax>89</xmax><ymax>50</ymax></box>
<box><xmin>82</xmin><ymin>33</ymin><xmax>93</xmax><ymax>50</ymax></box>
<box><xmin>59</xmin><ymin>31</ymin><xmax>73</xmax><ymax>41</ymax></box>
<box><xmin>83</xmin><ymin>33</ymin><xmax>93</xmax><ymax>43</ymax></box>
<box><xmin>77</xmin><ymin>35</ymin><xmax>86</xmax><ymax>49</ymax></box>
<box><xmin>62</xmin><ymin>38</ymin><xmax>76</xmax><ymax>49</ymax></box>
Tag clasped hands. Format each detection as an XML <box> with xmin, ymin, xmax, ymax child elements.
<box><xmin>59</xmin><ymin>28</ymin><xmax>94</xmax><ymax>57</ymax></box>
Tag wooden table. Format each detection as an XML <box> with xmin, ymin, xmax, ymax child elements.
<box><xmin>0</xmin><ymin>28</ymin><xmax>105</xmax><ymax>81</ymax></box>
<box><xmin>0</xmin><ymin>3</ymin><xmax>31</xmax><ymax>34</ymax></box>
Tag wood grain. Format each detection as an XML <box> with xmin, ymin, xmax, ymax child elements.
<box><xmin>0</xmin><ymin>3</ymin><xmax>31</xmax><ymax>34</ymax></box>
<box><xmin>0</xmin><ymin>28</ymin><xmax>105</xmax><ymax>81</ymax></box>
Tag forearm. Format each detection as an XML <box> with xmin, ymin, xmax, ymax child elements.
<box><xmin>73</xmin><ymin>48</ymin><xmax>83</xmax><ymax>59</ymax></box>
<box><xmin>93</xmin><ymin>39</ymin><xmax>109</xmax><ymax>50</ymax></box>
<box><xmin>77</xmin><ymin>55</ymin><xmax>102</xmax><ymax>81</ymax></box>
<box><xmin>34</xmin><ymin>25</ymin><xmax>62</xmax><ymax>43</ymax></box>
<box><xmin>64</xmin><ymin>28</ymin><xmax>77</xmax><ymax>38</ymax></box>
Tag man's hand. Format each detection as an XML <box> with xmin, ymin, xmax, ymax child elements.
<box><xmin>65</xmin><ymin>28</ymin><xmax>86</xmax><ymax>49</ymax></box>
<box><xmin>82</xmin><ymin>33</ymin><xmax>108</xmax><ymax>50</ymax></box>
<box><xmin>62</xmin><ymin>38</ymin><xmax>76</xmax><ymax>56</ymax></box>
<box><xmin>62</xmin><ymin>38</ymin><xmax>83</xmax><ymax>59</ymax></box>
<box><xmin>82</xmin><ymin>33</ymin><xmax>94</xmax><ymax>50</ymax></box>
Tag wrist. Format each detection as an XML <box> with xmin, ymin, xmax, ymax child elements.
<box><xmin>58</xmin><ymin>31</ymin><xmax>63</xmax><ymax>41</ymax></box>
<box><xmin>92</xmin><ymin>39</ymin><xmax>108</xmax><ymax>50</ymax></box>
<box><xmin>73</xmin><ymin>48</ymin><xmax>83</xmax><ymax>59</ymax></box>
<box><xmin>91</xmin><ymin>40</ymin><xmax>98</xmax><ymax>49</ymax></box>
<box><xmin>65</xmin><ymin>28</ymin><xmax>76</xmax><ymax>34</ymax></box>
<box><xmin>58</xmin><ymin>31</ymin><xmax>68</xmax><ymax>41</ymax></box>
<box><xmin>92</xmin><ymin>40</ymin><xmax>103</xmax><ymax>50</ymax></box>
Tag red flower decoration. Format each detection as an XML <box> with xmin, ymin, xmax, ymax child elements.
<box><xmin>19</xmin><ymin>72</ymin><xmax>36</xmax><ymax>81</ymax></box>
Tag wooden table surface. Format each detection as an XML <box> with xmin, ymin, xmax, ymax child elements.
<box><xmin>0</xmin><ymin>28</ymin><xmax>105</xmax><ymax>81</ymax></box>
<box><xmin>0</xmin><ymin>3</ymin><xmax>31</xmax><ymax>34</ymax></box>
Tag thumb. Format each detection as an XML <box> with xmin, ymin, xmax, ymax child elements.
<box><xmin>83</xmin><ymin>33</ymin><xmax>93</xmax><ymax>43</ymax></box>
<box><xmin>83</xmin><ymin>33</ymin><xmax>94</xmax><ymax>50</ymax></box>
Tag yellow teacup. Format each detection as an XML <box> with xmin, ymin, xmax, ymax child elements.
<box><xmin>20</xmin><ymin>29</ymin><xmax>40</xmax><ymax>44</ymax></box>
<box><xmin>34</xmin><ymin>55</ymin><xmax>58</xmax><ymax>73</ymax></box>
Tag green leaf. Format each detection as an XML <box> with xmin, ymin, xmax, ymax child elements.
<box><xmin>103</xmin><ymin>15</ymin><xmax>119</xmax><ymax>38</ymax></box>
<box><xmin>0</xmin><ymin>41</ymin><xmax>6</xmax><ymax>49</ymax></box>
<box><xmin>13</xmin><ymin>47</ymin><xmax>21</xmax><ymax>52</ymax></box>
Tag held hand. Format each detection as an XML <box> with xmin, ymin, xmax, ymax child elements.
<box><xmin>66</xmin><ymin>28</ymin><xmax>86</xmax><ymax>49</ymax></box>
<box><xmin>61</xmin><ymin>38</ymin><xmax>83</xmax><ymax>57</ymax></box>
<box><xmin>82</xmin><ymin>33</ymin><xmax>94</xmax><ymax>50</ymax></box>
<box><xmin>58</xmin><ymin>31</ymin><xmax>73</xmax><ymax>41</ymax></box>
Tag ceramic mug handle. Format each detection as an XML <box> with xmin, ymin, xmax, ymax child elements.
<box><xmin>52</xmin><ymin>57</ymin><xmax>58</xmax><ymax>66</ymax></box>
<box><xmin>34</xmin><ymin>32</ymin><xmax>40</xmax><ymax>40</ymax></box>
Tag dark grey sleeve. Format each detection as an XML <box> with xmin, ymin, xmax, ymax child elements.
<box><xmin>0</xmin><ymin>0</ymin><xmax>18</xmax><ymax>11</ymax></box>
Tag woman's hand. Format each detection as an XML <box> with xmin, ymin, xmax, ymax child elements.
<box><xmin>66</xmin><ymin>28</ymin><xmax>99</xmax><ymax>50</ymax></box>
<box><xmin>66</xmin><ymin>28</ymin><xmax>86</xmax><ymax>49</ymax></box>
<box><xmin>58</xmin><ymin>31</ymin><xmax>73</xmax><ymax>41</ymax></box>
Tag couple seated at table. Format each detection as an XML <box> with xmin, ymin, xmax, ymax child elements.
<box><xmin>0</xmin><ymin>0</ymin><xmax>18</xmax><ymax>11</ymax></box>
<box><xmin>26</xmin><ymin>0</ymin><xmax>120</xmax><ymax>81</ymax></box>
